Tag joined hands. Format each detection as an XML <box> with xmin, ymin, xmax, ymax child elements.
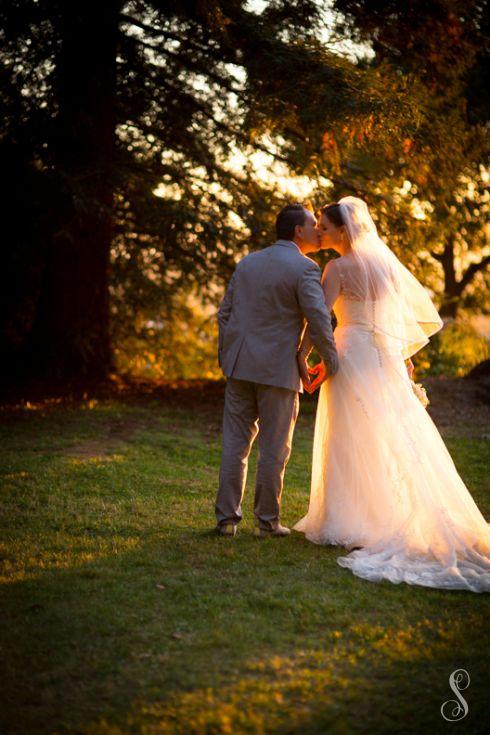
<box><xmin>297</xmin><ymin>354</ymin><xmax>328</xmax><ymax>394</ymax></box>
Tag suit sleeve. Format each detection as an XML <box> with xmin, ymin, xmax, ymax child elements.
<box><xmin>217</xmin><ymin>270</ymin><xmax>236</xmax><ymax>366</ymax></box>
<box><xmin>297</xmin><ymin>261</ymin><xmax>339</xmax><ymax>376</ymax></box>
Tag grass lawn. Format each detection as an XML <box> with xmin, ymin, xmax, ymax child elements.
<box><xmin>1</xmin><ymin>380</ymin><xmax>489</xmax><ymax>734</ymax></box>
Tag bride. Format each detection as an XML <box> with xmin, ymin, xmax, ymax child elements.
<box><xmin>293</xmin><ymin>196</ymin><xmax>490</xmax><ymax>593</ymax></box>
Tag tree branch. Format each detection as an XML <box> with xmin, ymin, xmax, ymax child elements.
<box><xmin>459</xmin><ymin>254</ymin><xmax>490</xmax><ymax>292</ymax></box>
<box><xmin>120</xmin><ymin>14</ymin><xmax>243</xmax><ymax>85</ymax></box>
<box><xmin>431</xmin><ymin>250</ymin><xmax>444</xmax><ymax>262</ymax></box>
<box><xmin>127</xmin><ymin>34</ymin><xmax>249</xmax><ymax>103</ymax></box>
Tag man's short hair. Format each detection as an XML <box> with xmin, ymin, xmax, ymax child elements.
<box><xmin>275</xmin><ymin>203</ymin><xmax>307</xmax><ymax>240</ymax></box>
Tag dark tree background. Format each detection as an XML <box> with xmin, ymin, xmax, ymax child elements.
<box><xmin>1</xmin><ymin>0</ymin><xmax>486</xmax><ymax>389</ymax></box>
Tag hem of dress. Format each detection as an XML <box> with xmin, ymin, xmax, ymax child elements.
<box><xmin>293</xmin><ymin>522</ymin><xmax>356</xmax><ymax>548</ymax></box>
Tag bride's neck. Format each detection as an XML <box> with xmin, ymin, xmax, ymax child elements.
<box><xmin>338</xmin><ymin>243</ymin><xmax>352</xmax><ymax>256</ymax></box>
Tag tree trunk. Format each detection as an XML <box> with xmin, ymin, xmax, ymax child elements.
<box><xmin>439</xmin><ymin>292</ymin><xmax>460</xmax><ymax>319</ymax></box>
<box><xmin>21</xmin><ymin>1</ymin><xmax>121</xmax><ymax>384</ymax></box>
<box><xmin>435</xmin><ymin>240</ymin><xmax>460</xmax><ymax>319</ymax></box>
<box><xmin>435</xmin><ymin>240</ymin><xmax>490</xmax><ymax>319</ymax></box>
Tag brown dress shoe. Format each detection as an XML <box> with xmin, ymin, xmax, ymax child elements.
<box><xmin>254</xmin><ymin>523</ymin><xmax>291</xmax><ymax>538</ymax></box>
<box><xmin>215</xmin><ymin>522</ymin><xmax>237</xmax><ymax>537</ymax></box>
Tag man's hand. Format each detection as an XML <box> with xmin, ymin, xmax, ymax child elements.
<box><xmin>297</xmin><ymin>353</ymin><xmax>314</xmax><ymax>393</ymax></box>
<box><xmin>308</xmin><ymin>361</ymin><xmax>328</xmax><ymax>392</ymax></box>
<box><xmin>406</xmin><ymin>358</ymin><xmax>415</xmax><ymax>380</ymax></box>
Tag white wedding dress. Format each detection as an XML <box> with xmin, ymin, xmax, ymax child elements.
<box><xmin>293</xmin><ymin>199</ymin><xmax>490</xmax><ymax>593</ymax></box>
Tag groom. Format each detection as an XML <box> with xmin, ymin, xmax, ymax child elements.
<box><xmin>214</xmin><ymin>203</ymin><xmax>339</xmax><ymax>538</ymax></box>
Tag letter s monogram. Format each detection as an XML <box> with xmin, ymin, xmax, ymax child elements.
<box><xmin>441</xmin><ymin>669</ymin><xmax>470</xmax><ymax>721</ymax></box>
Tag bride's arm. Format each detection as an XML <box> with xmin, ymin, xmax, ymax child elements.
<box><xmin>321</xmin><ymin>259</ymin><xmax>341</xmax><ymax>310</ymax></box>
<box><xmin>298</xmin><ymin>260</ymin><xmax>340</xmax><ymax>359</ymax></box>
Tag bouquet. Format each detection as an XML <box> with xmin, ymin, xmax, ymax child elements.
<box><xmin>411</xmin><ymin>379</ymin><xmax>429</xmax><ymax>408</ymax></box>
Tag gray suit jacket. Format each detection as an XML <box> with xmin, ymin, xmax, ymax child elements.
<box><xmin>217</xmin><ymin>240</ymin><xmax>339</xmax><ymax>392</ymax></box>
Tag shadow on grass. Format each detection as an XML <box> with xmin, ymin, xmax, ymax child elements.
<box><xmin>1</xmin><ymin>524</ymin><xmax>489</xmax><ymax>735</ymax></box>
<box><xmin>1</xmin><ymin>394</ymin><xmax>489</xmax><ymax>734</ymax></box>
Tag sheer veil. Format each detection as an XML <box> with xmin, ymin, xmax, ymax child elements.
<box><xmin>337</xmin><ymin>196</ymin><xmax>443</xmax><ymax>358</ymax></box>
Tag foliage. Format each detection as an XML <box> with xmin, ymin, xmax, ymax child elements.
<box><xmin>315</xmin><ymin>0</ymin><xmax>490</xmax><ymax>317</ymax></box>
<box><xmin>414</xmin><ymin>320</ymin><xmax>490</xmax><ymax>377</ymax></box>
<box><xmin>0</xmin><ymin>0</ymin><xmax>416</xmax><ymax>383</ymax></box>
<box><xmin>2</xmin><ymin>1</ymin><xmax>487</xmax><ymax>382</ymax></box>
<box><xmin>114</xmin><ymin>288</ymin><xmax>221</xmax><ymax>380</ymax></box>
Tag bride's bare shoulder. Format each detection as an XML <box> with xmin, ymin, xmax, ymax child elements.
<box><xmin>321</xmin><ymin>258</ymin><xmax>339</xmax><ymax>281</ymax></box>
<box><xmin>336</xmin><ymin>252</ymin><xmax>361</xmax><ymax>274</ymax></box>
<box><xmin>337</xmin><ymin>252</ymin><xmax>356</xmax><ymax>265</ymax></box>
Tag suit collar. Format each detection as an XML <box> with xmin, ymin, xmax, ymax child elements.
<box><xmin>274</xmin><ymin>239</ymin><xmax>302</xmax><ymax>252</ymax></box>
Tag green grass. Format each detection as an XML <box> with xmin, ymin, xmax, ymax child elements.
<box><xmin>1</xmin><ymin>393</ymin><xmax>489</xmax><ymax>734</ymax></box>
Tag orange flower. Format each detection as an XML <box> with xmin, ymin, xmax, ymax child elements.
<box><xmin>402</xmin><ymin>138</ymin><xmax>413</xmax><ymax>154</ymax></box>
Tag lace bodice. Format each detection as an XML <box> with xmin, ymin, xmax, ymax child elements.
<box><xmin>334</xmin><ymin>294</ymin><xmax>376</xmax><ymax>329</ymax></box>
<box><xmin>334</xmin><ymin>258</ymin><xmax>392</xmax><ymax>336</ymax></box>
<box><xmin>334</xmin><ymin>258</ymin><xmax>377</xmax><ymax>329</ymax></box>
<box><xmin>337</xmin><ymin>266</ymin><xmax>365</xmax><ymax>302</ymax></box>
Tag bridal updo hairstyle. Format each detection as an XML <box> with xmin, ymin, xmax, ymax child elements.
<box><xmin>320</xmin><ymin>202</ymin><xmax>344</xmax><ymax>228</ymax></box>
<box><xmin>276</xmin><ymin>203</ymin><xmax>307</xmax><ymax>240</ymax></box>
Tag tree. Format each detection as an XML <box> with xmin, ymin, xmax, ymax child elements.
<box><xmin>1</xmin><ymin>1</ymin><xmax>121</xmax><ymax>382</ymax></box>
<box><xmin>322</xmin><ymin>0</ymin><xmax>490</xmax><ymax>318</ymax></box>
<box><xmin>0</xmin><ymin>0</ymin><xmax>417</xmax><ymax>386</ymax></box>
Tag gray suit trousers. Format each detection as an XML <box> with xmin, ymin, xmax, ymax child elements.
<box><xmin>215</xmin><ymin>377</ymin><xmax>299</xmax><ymax>530</ymax></box>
